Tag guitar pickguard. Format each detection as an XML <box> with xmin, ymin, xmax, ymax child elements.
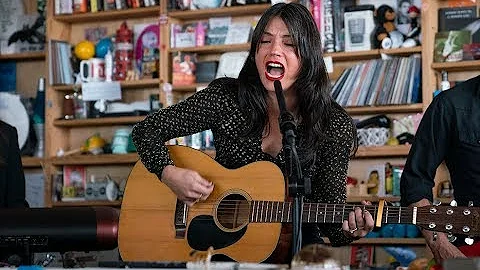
<box><xmin>187</xmin><ymin>215</ymin><xmax>247</xmax><ymax>251</ymax></box>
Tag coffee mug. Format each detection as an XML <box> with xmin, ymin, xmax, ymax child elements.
<box><xmin>80</xmin><ymin>58</ymin><xmax>105</xmax><ymax>82</ymax></box>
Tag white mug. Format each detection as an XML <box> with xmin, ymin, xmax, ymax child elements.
<box><xmin>80</xmin><ymin>58</ymin><xmax>105</xmax><ymax>82</ymax></box>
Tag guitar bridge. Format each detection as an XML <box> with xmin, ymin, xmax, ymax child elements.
<box><xmin>174</xmin><ymin>199</ymin><xmax>187</xmax><ymax>239</ymax></box>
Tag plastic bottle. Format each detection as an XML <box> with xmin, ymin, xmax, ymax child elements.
<box><xmin>440</xmin><ymin>70</ymin><xmax>450</xmax><ymax>91</ymax></box>
<box><xmin>33</xmin><ymin>77</ymin><xmax>45</xmax><ymax>157</ymax></box>
<box><xmin>105</xmin><ymin>49</ymin><xmax>113</xmax><ymax>82</ymax></box>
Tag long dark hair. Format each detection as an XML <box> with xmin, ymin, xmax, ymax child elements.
<box><xmin>237</xmin><ymin>3</ymin><xmax>354</xmax><ymax>162</ymax></box>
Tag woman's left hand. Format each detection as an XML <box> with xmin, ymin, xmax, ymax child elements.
<box><xmin>342</xmin><ymin>200</ymin><xmax>375</xmax><ymax>239</ymax></box>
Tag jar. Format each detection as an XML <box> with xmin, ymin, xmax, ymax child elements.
<box><xmin>112</xmin><ymin>129</ymin><xmax>130</xmax><ymax>154</ymax></box>
<box><xmin>114</xmin><ymin>21</ymin><xmax>134</xmax><ymax>81</ymax></box>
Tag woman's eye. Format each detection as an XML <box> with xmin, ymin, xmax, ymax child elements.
<box><xmin>260</xmin><ymin>40</ymin><xmax>270</xmax><ymax>44</ymax></box>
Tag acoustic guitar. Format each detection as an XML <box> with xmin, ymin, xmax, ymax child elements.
<box><xmin>118</xmin><ymin>145</ymin><xmax>480</xmax><ymax>263</ymax></box>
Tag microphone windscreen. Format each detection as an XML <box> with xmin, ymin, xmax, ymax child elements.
<box><xmin>0</xmin><ymin>206</ymin><xmax>118</xmax><ymax>252</ymax></box>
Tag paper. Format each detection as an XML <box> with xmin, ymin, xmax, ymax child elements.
<box><xmin>82</xmin><ymin>81</ymin><xmax>122</xmax><ymax>101</ymax></box>
<box><xmin>323</xmin><ymin>56</ymin><xmax>333</xmax><ymax>73</ymax></box>
<box><xmin>224</xmin><ymin>22</ymin><xmax>251</xmax><ymax>45</ymax></box>
<box><xmin>25</xmin><ymin>172</ymin><xmax>45</xmax><ymax>208</ymax></box>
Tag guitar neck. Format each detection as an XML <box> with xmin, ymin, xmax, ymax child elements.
<box><xmin>249</xmin><ymin>201</ymin><xmax>414</xmax><ymax>225</ymax></box>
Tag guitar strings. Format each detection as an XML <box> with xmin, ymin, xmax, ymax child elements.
<box><xmin>127</xmin><ymin>200</ymin><xmax>415</xmax><ymax>223</ymax></box>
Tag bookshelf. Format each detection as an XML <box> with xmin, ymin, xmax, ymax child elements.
<box><xmin>33</xmin><ymin>1</ymin><xmax>480</xmax><ymax>265</ymax></box>
<box><xmin>51</xmin><ymin>78</ymin><xmax>160</xmax><ymax>91</ymax></box>
<box><xmin>0</xmin><ymin>51</ymin><xmax>45</xmax><ymax>61</ymax></box>
<box><xmin>40</xmin><ymin>1</ymin><xmax>445</xmax><ymax>228</ymax></box>
<box><xmin>21</xmin><ymin>156</ymin><xmax>44</xmax><ymax>168</ymax></box>
<box><xmin>44</xmin><ymin>1</ymin><xmax>164</xmax><ymax>207</ymax></box>
<box><xmin>53</xmin><ymin>116</ymin><xmax>146</xmax><ymax>127</ymax></box>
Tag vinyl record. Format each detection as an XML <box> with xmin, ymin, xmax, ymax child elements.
<box><xmin>0</xmin><ymin>92</ymin><xmax>30</xmax><ymax>149</ymax></box>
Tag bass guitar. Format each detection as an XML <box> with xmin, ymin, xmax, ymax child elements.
<box><xmin>118</xmin><ymin>146</ymin><xmax>480</xmax><ymax>263</ymax></box>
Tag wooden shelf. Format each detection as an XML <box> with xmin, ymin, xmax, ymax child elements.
<box><xmin>170</xmin><ymin>43</ymin><xmax>250</xmax><ymax>54</ymax></box>
<box><xmin>431</xmin><ymin>60</ymin><xmax>480</xmax><ymax>72</ymax></box>
<box><xmin>53</xmin><ymin>116</ymin><xmax>145</xmax><ymax>127</ymax></box>
<box><xmin>53</xmin><ymin>6</ymin><xmax>160</xmax><ymax>23</ymax></box>
<box><xmin>0</xmin><ymin>51</ymin><xmax>45</xmax><ymax>61</ymax></box>
<box><xmin>21</xmin><ymin>157</ymin><xmax>44</xmax><ymax>168</ymax></box>
<box><xmin>379</xmin><ymin>46</ymin><xmax>422</xmax><ymax>56</ymax></box>
<box><xmin>324</xmin><ymin>46</ymin><xmax>421</xmax><ymax>61</ymax></box>
<box><xmin>345</xmin><ymin>103</ymin><xmax>423</xmax><ymax>115</ymax></box>
<box><xmin>347</xmin><ymin>196</ymin><xmax>400</xmax><ymax>203</ymax></box>
<box><xmin>324</xmin><ymin>50</ymin><xmax>380</xmax><ymax>61</ymax></box>
<box><xmin>52</xmin><ymin>200</ymin><xmax>122</xmax><ymax>207</ymax></box>
<box><xmin>51</xmin><ymin>153</ymin><xmax>139</xmax><ymax>165</ymax></box>
<box><xmin>323</xmin><ymin>237</ymin><xmax>426</xmax><ymax>245</ymax></box>
<box><xmin>51</xmin><ymin>79</ymin><xmax>160</xmax><ymax>91</ymax></box>
<box><xmin>168</xmin><ymin>4</ymin><xmax>270</xmax><ymax>20</ymax></box>
<box><xmin>354</xmin><ymin>145</ymin><xmax>411</xmax><ymax>158</ymax></box>
<box><xmin>434</xmin><ymin>197</ymin><xmax>454</xmax><ymax>204</ymax></box>
<box><xmin>173</xmin><ymin>84</ymin><xmax>208</xmax><ymax>92</ymax></box>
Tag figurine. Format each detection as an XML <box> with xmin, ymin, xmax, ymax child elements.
<box><xmin>402</xmin><ymin>5</ymin><xmax>421</xmax><ymax>47</ymax></box>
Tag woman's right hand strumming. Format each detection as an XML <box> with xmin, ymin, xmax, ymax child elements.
<box><xmin>161</xmin><ymin>165</ymin><xmax>214</xmax><ymax>206</ymax></box>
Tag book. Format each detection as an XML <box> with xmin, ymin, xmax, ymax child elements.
<box><xmin>434</xmin><ymin>30</ymin><xmax>471</xmax><ymax>62</ymax></box>
<box><xmin>134</xmin><ymin>23</ymin><xmax>160</xmax><ymax>78</ymax></box>
<box><xmin>62</xmin><ymin>165</ymin><xmax>87</xmax><ymax>201</ymax></box>
<box><xmin>172</xmin><ymin>51</ymin><xmax>197</xmax><ymax>86</ymax></box>
<box><xmin>438</xmin><ymin>6</ymin><xmax>477</xmax><ymax>32</ymax></box>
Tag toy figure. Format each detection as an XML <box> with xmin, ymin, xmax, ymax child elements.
<box><xmin>402</xmin><ymin>5</ymin><xmax>421</xmax><ymax>47</ymax></box>
<box><xmin>372</xmin><ymin>5</ymin><xmax>404</xmax><ymax>49</ymax></box>
<box><xmin>367</xmin><ymin>170</ymin><xmax>379</xmax><ymax>195</ymax></box>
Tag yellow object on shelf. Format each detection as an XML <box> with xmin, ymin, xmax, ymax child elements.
<box><xmin>74</xmin><ymin>40</ymin><xmax>95</xmax><ymax>60</ymax></box>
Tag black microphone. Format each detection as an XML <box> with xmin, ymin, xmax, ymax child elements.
<box><xmin>274</xmin><ymin>80</ymin><xmax>296</xmax><ymax>135</ymax></box>
<box><xmin>0</xmin><ymin>206</ymin><xmax>118</xmax><ymax>252</ymax></box>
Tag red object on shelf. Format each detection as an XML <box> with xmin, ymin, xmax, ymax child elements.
<box><xmin>114</xmin><ymin>21</ymin><xmax>134</xmax><ymax>81</ymax></box>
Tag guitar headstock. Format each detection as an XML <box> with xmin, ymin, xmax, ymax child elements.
<box><xmin>416</xmin><ymin>204</ymin><xmax>480</xmax><ymax>236</ymax></box>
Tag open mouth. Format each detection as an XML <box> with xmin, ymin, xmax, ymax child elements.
<box><xmin>265</xmin><ymin>61</ymin><xmax>285</xmax><ymax>81</ymax></box>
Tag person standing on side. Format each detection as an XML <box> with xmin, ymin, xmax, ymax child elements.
<box><xmin>401</xmin><ymin>74</ymin><xmax>480</xmax><ymax>263</ymax></box>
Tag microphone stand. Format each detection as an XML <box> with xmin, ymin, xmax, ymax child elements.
<box><xmin>279</xmin><ymin>112</ymin><xmax>311</xmax><ymax>258</ymax></box>
<box><xmin>274</xmin><ymin>81</ymin><xmax>311</xmax><ymax>259</ymax></box>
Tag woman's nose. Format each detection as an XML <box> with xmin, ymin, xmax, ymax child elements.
<box><xmin>270</xmin><ymin>40</ymin><xmax>282</xmax><ymax>56</ymax></box>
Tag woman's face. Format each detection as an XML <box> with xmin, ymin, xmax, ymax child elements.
<box><xmin>255</xmin><ymin>17</ymin><xmax>300</xmax><ymax>93</ymax></box>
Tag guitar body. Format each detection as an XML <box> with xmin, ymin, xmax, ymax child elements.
<box><xmin>119</xmin><ymin>146</ymin><xmax>286</xmax><ymax>262</ymax></box>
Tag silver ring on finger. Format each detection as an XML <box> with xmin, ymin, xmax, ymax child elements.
<box><xmin>195</xmin><ymin>193</ymin><xmax>203</xmax><ymax>203</ymax></box>
<box><xmin>349</xmin><ymin>227</ymin><xmax>358</xmax><ymax>234</ymax></box>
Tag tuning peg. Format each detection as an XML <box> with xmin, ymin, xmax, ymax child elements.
<box><xmin>447</xmin><ymin>233</ymin><xmax>457</xmax><ymax>243</ymax></box>
<box><xmin>465</xmin><ymin>237</ymin><xmax>474</xmax><ymax>246</ymax></box>
<box><xmin>433</xmin><ymin>200</ymin><xmax>441</xmax><ymax>206</ymax></box>
<box><xmin>468</xmin><ymin>201</ymin><xmax>474</xmax><ymax>207</ymax></box>
<box><xmin>450</xmin><ymin>200</ymin><xmax>457</xmax><ymax>207</ymax></box>
<box><xmin>432</xmin><ymin>232</ymin><xmax>438</xmax><ymax>241</ymax></box>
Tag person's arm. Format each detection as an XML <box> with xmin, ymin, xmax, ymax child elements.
<box><xmin>311</xmin><ymin>110</ymin><xmax>359</xmax><ymax>246</ymax></box>
<box><xmin>132</xmin><ymin>79</ymin><xmax>234</xmax><ymax>178</ymax></box>
<box><xmin>132</xmin><ymin>79</ymin><xmax>234</xmax><ymax>204</ymax></box>
<box><xmin>400</xmin><ymin>93</ymin><xmax>465</xmax><ymax>262</ymax></box>
<box><xmin>6</xmin><ymin>126</ymin><xmax>26</xmax><ymax>208</ymax></box>
<box><xmin>400</xmin><ymin>94</ymin><xmax>452</xmax><ymax>206</ymax></box>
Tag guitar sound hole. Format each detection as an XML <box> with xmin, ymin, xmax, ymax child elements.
<box><xmin>216</xmin><ymin>194</ymin><xmax>249</xmax><ymax>231</ymax></box>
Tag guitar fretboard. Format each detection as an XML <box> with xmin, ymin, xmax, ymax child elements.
<box><xmin>249</xmin><ymin>201</ymin><xmax>414</xmax><ymax>225</ymax></box>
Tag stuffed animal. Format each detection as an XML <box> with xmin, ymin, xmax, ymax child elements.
<box><xmin>372</xmin><ymin>4</ymin><xmax>404</xmax><ymax>49</ymax></box>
